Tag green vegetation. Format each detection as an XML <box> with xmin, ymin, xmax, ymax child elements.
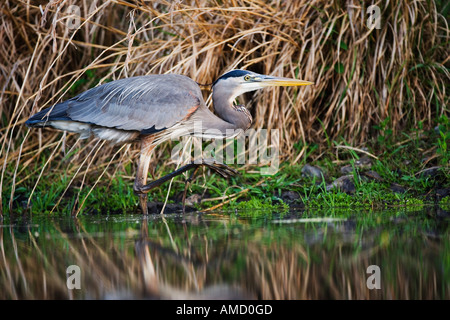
<box><xmin>224</xmin><ymin>198</ymin><xmax>289</xmax><ymax>217</ymax></box>
<box><xmin>3</xmin><ymin>118</ymin><xmax>448</xmax><ymax>216</ymax></box>
<box><xmin>440</xmin><ymin>196</ymin><xmax>450</xmax><ymax>210</ymax></box>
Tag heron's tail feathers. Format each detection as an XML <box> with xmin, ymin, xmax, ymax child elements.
<box><xmin>25</xmin><ymin>102</ymin><xmax>71</xmax><ymax>127</ymax></box>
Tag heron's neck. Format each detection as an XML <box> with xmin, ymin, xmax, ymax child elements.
<box><xmin>212</xmin><ymin>89</ymin><xmax>252</xmax><ymax>131</ymax></box>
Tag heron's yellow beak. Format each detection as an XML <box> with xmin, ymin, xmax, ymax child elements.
<box><xmin>259</xmin><ymin>77</ymin><xmax>314</xmax><ymax>87</ymax></box>
<box><xmin>258</xmin><ymin>76</ymin><xmax>314</xmax><ymax>87</ymax></box>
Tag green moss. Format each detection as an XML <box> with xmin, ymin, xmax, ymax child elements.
<box><xmin>224</xmin><ymin>197</ymin><xmax>289</xmax><ymax>218</ymax></box>
<box><xmin>440</xmin><ymin>196</ymin><xmax>450</xmax><ymax>210</ymax></box>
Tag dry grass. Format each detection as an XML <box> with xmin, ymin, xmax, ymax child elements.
<box><xmin>0</xmin><ymin>0</ymin><xmax>448</xmax><ymax>214</ymax></box>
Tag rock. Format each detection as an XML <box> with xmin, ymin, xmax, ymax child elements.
<box><xmin>416</xmin><ymin>166</ymin><xmax>441</xmax><ymax>178</ymax></box>
<box><xmin>146</xmin><ymin>201</ymin><xmax>196</xmax><ymax>214</ymax></box>
<box><xmin>185</xmin><ymin>194</ymin><xmax>202</xmax><ymax>206</ymax></box>
<box><xmin>280</xmin><ymin>190</ymin><xmax>300</xmax><ymax>202</ymax></box>
<box><xmin>278</xmin><ymin>191</ymin><xmax>304</xmax><ymax>209</ymax></box>
<box><xmin>339</xmin><ymin>156</ymin><xmax>372</xmax><ymax>175</ymax></box>
<box><xmin>340</xmin><ymin>165</ymin><xmax>354</xmax><ymax>175</ymax></box>
<box><xmin>436</xmin><ymin>188</ymin><xmax>450</xmax><ymax>200</ymax></box>
<box><xmin>363</xmin><ymin>170</ymin><xmax>383</xmax><ymax>181</ymax></box>
<box><xmin>326</xmin><ymin>175</ymin><xmax>355</xmax><ymax>194</ymax></box>
<box><xmin>301</xmin><ymin>164</ymin><xmax>324</xmax><ymax>180</ymax></box>
<box><xmin>436</xmin><ymin>207</ymin><xmax>450</xmax><ymax>218</ymax></box>
<box><xmin>355</xmin><ymin>155</ymin><xmax>372</xmax><ymax>168</ymax></box>
<box><xmin>390</xmin><ymin>183</ymin><xmax>407</xmax><ymax>193</ymax></box>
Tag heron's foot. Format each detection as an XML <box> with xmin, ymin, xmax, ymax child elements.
<box><xmin>180</xmin><ymin>160</ymin><xmax>237</xmax><ymax>214</ymax></box>
<box><xmin>199</xmin><ymin>159</ymin><xmax>238</xmax><ymax>178</ymax></box>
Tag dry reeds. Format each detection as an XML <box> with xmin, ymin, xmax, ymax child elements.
<box><xmin>0</xmin><ymin>0</ymin><xmax>448</xmax><ymax>213</ymax></box>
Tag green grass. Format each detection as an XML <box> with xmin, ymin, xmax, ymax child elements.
<box><xmin>440</xmin><ymin>196</ymin><xmax>450</xmax><ymax>210</ymax></box>
<box><xmin>3</xmin><ymin>118</ymin><xmax>449</xmax><ymax>216</ymax></box>
<box><xmin>223</xmin><ymin>197</ymin><xmax>289</xmax><ymax>217</ymax></box>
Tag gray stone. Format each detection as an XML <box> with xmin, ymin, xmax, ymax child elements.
<box><xmin>363</xmin><ymin>170</ymin><xmax>383</xmax><ymax>181</ymax></box>
<box><xmin>326</xmin><ymin>175</ymin><xmax>356</xmax><ymax>193</ymax></box>
<box><xmin>301</xmin><ymin>164</ymin><xmax>324</xmax><ymax>180</ymax></box>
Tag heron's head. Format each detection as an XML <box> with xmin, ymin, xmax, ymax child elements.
<box><xmin>212</xmin><ymin>69</ymin><xmax>313</xmax><ymax>103</ymax></box>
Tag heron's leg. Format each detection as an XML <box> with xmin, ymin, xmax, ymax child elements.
<box><xmin>133</xmin><ymin>136</ymin><xmax>155</xmax><ymax>215</ymax></box>
<box><xmin>138</xmin><ymin>159</ymin><xmax>238</xmax><ymax>194</ymax></box>
<box><xmin>138</xmin><ymin>163</ymin><xmax>198</xmax><ymax>193</ymax></box>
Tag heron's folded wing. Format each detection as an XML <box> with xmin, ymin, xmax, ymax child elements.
<box><xmin>65</xmin><ymin>75</ymin><xmax>203</xmax><ymax>133</ymax></box>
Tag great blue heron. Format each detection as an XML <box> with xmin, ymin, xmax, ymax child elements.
<box><xmin>26</xmin><ymin>69</ymin><xmax>313</xmax><ymax>214</ymax></box>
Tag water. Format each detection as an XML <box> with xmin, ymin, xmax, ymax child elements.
<box><xmin>1</xmin><ymin>207</ymin><xmax>449</xmax><ymax>299</ymax></box>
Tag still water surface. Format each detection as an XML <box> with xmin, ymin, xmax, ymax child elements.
<box><xmin>1</xmin><ymin>207</ymin><xmax>448</xmax><ymax>299</ymax></box>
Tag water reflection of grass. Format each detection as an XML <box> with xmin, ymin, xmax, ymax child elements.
<box><xmin>0</xmin><ymin>209</ymin><xmax>448</xmax><ymax>299</ymax></box>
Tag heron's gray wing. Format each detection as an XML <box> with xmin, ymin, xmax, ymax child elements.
<box><xmin>65</xmin><ymin>74</ymin><xmax>203</xmax><ymax>133</ymax></box>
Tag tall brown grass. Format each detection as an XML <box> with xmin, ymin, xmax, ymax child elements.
<box><xmin>0</xmin><ymin>0</ymin><xmax>448</xmax><ymax>214</ymax></box>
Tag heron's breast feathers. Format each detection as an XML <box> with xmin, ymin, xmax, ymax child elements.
<box><xmin>232</xmin><ymin>105</ymin><xmax>252</xmax><ymax>130</ymax></box>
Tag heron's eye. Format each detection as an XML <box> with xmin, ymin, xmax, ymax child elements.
<box><xmin>244</xmin><ymin>75</ymin><xmax>251</xmax><ymax>81</ymax></box>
